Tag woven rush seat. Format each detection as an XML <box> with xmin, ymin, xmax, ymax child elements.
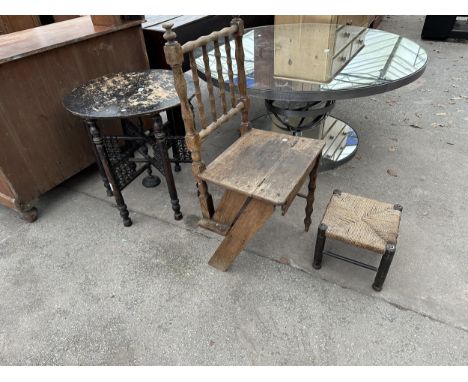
<box><xmin>321</xmin><ymin>191</ymin><xmax>401</xmax><ymax>254</ymax></box>
<box><xmin>313</xmin><ymin>189</ymin><xmax>403</xmax><ymax>291</ymax></box>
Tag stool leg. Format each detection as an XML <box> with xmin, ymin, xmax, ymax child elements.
<box><xmin>152</xmin><ymin>114</ymin><xmax>183</xmax><ymax>221</ymax></box>
<box><xmin>372</xmin><ymin>244</ymin><xmax>396</xmax><ymax>291</ymax></box>
<box><xmin>86</xmin><ymin>119</ymin><xmax>132</xmax><ymax>227</ymax></box>
<box><xmin>313</xmin><ymin>223</ymin><xmax>327</xmax><ymax>269</ymax></box>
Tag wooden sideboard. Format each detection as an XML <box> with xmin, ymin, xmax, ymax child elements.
<box><xmin>0</xmin><ymin>16</ymin><xmax>150</xmax><ymax>221</ymax></box>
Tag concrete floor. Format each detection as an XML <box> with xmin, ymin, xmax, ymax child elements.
<box><xmin>0</xmin><ymin>16</ymin><xmax>467</xmax><ymax>365</ymax></box>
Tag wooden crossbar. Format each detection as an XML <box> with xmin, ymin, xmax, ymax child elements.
<box><xmin>199</xmin><ymin>101</ymin><xmax>244</xmax><ymax>140</ymax></box>
<box><xmin>181</xmin><ymin>25</ymin><xmax>238</xmax><ymax>53</ymax></box>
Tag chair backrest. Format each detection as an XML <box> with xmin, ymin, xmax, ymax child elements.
<box><xmin>163</xmin><ymin>17</ymin><xmax>251</xmax><ymax>219</ymax></box>
<box><xmin>163</xmin><ymin>16</ymin><xmax>250</xmax><ymax>158</ymax></box>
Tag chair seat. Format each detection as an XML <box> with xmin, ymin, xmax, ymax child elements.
<box><xmin>200</xmin><ymin>128</ymin><xmax>325</xmax><ymax>205</ymax></box>
<box><xmin>321</xmin><ymin>192</ymin><xmax>402</xmax><ymax>254</ymax></box>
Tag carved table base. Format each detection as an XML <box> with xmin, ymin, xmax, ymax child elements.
<box><xmin>84</xmin><ymin>106</ymin><xmax>191</xmax><ymax>226</ymax></box>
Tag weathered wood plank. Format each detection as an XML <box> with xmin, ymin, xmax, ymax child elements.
<box><xmin>200</xmin><ymin>128</ymin><xmax>324</xmax><ymax>205</ymax></box>
<box><xmin>198</xmin><ymin>218</ymin><xmax>231</xmax><ymax>236</ymax></box>
<box><xmin>280</xmin><ymin>163</ymin><xmax>311</xmax><ymax>217</ymax></box>
<box><xmin>208</xmin><ymin>198</ymin><xmax>275</xmax><ymax>271</ymax></box>
<box><xmin>213</xmin><ymin>189</ymin><xmax>249</xmax><ymax>226</ymax></box>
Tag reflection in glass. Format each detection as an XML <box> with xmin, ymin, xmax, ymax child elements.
<box><xmin>258</xmin><ymin>114</ymin><xmax>358</xmax><ymax>170</ymax></box>
<box><xmin>195</xmin><ymin>24</ymin><xmax>427</xmax><ymax>95</ymax></box>
<box><xmin>325</xmin><ymin>29</ymin><xmax>427</xmax><ymax>90</ymax></box>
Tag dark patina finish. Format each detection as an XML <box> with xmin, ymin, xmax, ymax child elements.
<box><xmin>63</xmin><ymin>69</ymin><xmax>194</xmax><ymax>119</ymax></box>
<box><xmin>63</xmin><ymin>69</ymin><xmax>193</xmax><ymax>226</ymax></box>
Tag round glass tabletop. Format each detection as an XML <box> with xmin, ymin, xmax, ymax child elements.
<box><xmin>63</xmin><ymin>69</ymin><xmax>194</xmax><ymax>119</ymax></box>
<box><xmin>195</xmin><ymin>24</ymin><xmax>428</xmax><ymax>101</ymax></box>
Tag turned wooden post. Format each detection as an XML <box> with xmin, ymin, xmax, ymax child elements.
<box><xmin>231</xmin><ymin>16</ymin><xmax>250</xmax><ymax>135</ymax></box>
<box><xmin>224</xmin><ymin>36</ymin><xmax>237</xmax><ymax>108</ymax></box>
<box><xmin>86</xmin><ymin>119</ymin><xmax>132</xmax><ymax>227</ymax></box>
<box><xmin>163</xmin><ymin>23</ymin><xmax>214</xmax><ymax>218</ymax></box>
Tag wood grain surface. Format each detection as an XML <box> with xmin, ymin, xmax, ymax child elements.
<box><xmin>200</xmin><ymin>129</ymin><xmax>324</xmax><ymax>205</ymax></box>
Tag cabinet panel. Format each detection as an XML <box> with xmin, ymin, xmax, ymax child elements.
<box><xmin>0</xmin><ymin>16</ymin><xmax>41</xmax><ymax>34</ymax></box>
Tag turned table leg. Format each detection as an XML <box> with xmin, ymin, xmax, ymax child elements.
<box><xmin>86</xmin><ymin>119</ymin><xmax>132</xmax><ymax>227</ymax></box>
<box><xmin>84</xmin><ymin>121</ymin><xmax>113</xmax><ymax>197</ymax></box>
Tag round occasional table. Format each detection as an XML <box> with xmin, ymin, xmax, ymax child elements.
<box><xmin>64</xmin><ymin>69</ymin><xmax>194</xmax><ymax>226</ymax></box>
<box><xmin>196</xmin><ymin>24</ymin><xmax>428</xmax><ymax>170</ymax></box>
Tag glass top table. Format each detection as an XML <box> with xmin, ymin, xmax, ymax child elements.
<box><xmin>195</xmin><ymin>23</ymin><xmax>428</xmax><ymax>170</ymax></box>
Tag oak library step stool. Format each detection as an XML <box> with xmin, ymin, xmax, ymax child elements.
<box><xmin>313</xmin><ymin>190</ymin><xmax>403</xmax><ymax>291</ymax></box>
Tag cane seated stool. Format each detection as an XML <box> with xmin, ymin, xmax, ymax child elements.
<box><xmin>313</xmin><ymin>190</ymin><xmax>403</xmax><ymax>291</ymax></box>
<box><xmin>163</xmin><ymin>17</ymin><xmax>325</xmax><ymax>272</ymax></box>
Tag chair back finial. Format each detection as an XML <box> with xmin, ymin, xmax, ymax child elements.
<box><xmin>231</xmin><ymin>16</ymin><xmax>244</xmax><ymax>34</ymax></box>
<box><xmin>162</xmin><ymin>23</ymin><xmax>177</xmax><ymax>44</ymax></box>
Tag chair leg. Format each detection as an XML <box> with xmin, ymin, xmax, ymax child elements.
<box><xmin>372</xmin><ymin>244</ymin><xmax>396</xmax><ymax>292</ymax></box>
<box><xmin>166</xmin><ymin>104</ymin><xmax>185</xmax><ymax>173</ymax></box>
<box><xmin>304</xmin><ymin>155</ymin><xmax>321</xmax><ymax>232</ymax></box>
<box><xmin>196</xmin><ymin>180</ymin><xmax>215</xmax><ymax>219</ymax></box>
<box><xmin>86</xmin><ymin>119</ymin><xmax>132</xmax><ymax>227</ymax></box>
<box><xmin>152</xmin><ymin>114</ymin><xmax>183</xmax><ymax>221</ymax></box>
<box><xmin>208</xmin><ymin>198</ymin><xmax>275</xmax><ymax>272</ymax></box>
<box><xmin>313</xmin><ymin>223</ymin><xmax>327</xmax><ymax>269</ymax></box>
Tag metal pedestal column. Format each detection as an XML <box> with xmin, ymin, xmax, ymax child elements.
<box><xmin>260</xmin><ymin>99</ymin><xmax>359</xmax><ymax>171</ymax></box>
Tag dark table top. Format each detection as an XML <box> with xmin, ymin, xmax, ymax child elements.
<box><xmin>63</xmin><ymin>69</ymin><xmax>194</xmax><ymax>119</ymax></box>
<box><xmin>195</xmin><ymin>24</ymin><xmax>428</xmax><ymax>101</ymax></box>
